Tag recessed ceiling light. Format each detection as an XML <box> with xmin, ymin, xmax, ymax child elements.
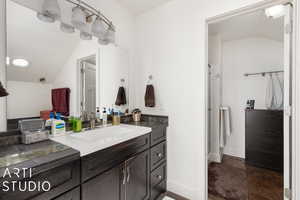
<box><xmin>265</xmin><ymin>5</ymin><xmax>286</xmax><ymax>19</ymax></box>
<box><xmin>6</xmin><ymin>57</ymin><xmax>10</xmax><ymax>65</ymax></box>
<box><xmin>12</xmin><ymin>58</ymin><xmax>29</xmax><ymax>67</ymax></box>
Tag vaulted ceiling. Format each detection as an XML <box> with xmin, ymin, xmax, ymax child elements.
<box><xmin>7</xmin><ymin>0</ymin><xmax>79</xmax><ymax>83</ymax></box>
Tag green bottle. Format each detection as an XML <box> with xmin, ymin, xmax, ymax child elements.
<box><xmin>73</xmin><ymin>118</ymin><xmax>82</xmax><ymax>132</ymax></box>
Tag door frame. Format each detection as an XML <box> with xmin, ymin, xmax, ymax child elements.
<box><xmin>204</xmin><ymin>0</ymin><xmax>298</xmax><ymax>199</ymax></box>
<box><xmin>76</xmin><ymin>54</ymin><xmax>98</xmax><ymax>116</ymax></box>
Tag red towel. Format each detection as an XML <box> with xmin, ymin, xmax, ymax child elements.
<box><xmin>52</xmin><ymin>88</ymin><xmax>70</xmax><ymax>116</ymax></box>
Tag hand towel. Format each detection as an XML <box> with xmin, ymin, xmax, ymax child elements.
<box><xmin>115</xmin><ymin>86</ymin><xmax>127</xmax><ymax>106</ymax></box>
<box><xmin>219</xmin><ymin>106</ymin><xmax>232</xmax><ymax>148</ymax></box>
<box><xmin>145</xmin><ymin>84</ymin><xmax>155</xmax><ymax>107</ymax></box>
<box><xmin>52</xmin><ymin>88</ymin><xmax>70</xmax><ymax>116</ymax></box>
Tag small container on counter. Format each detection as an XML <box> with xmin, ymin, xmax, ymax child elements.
<box><xmin>112</xmin><ymin>111</ymin><xmax>121</xmax><ymax>126</ymax></box>
<box><xmin>73</xmin><ymin>117</ymin><xmax>82</xmax><ymax>132</ymax></box>
<box><xmin>132</xmin><ymin>108</ymin><xmax>141</xmax><ymax>122</ymax></box>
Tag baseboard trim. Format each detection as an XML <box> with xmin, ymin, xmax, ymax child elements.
<box><xmin>208</xmin><ymin>152</ymin><xmax>222</xmax><ymax>163</ymax></box>
<box><xmin>167</xmin><ymin>180</ymin><xmax>195</xmax><ymax>199</ymax></box>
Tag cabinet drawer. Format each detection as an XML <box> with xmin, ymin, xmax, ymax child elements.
<box><xmin>246</xmin><ymin>149</ymin><xmax>283</xmax><ymax>172</ymax></box>
<box><xmin>81</xmin><ymin>134</ymin><xmax>150</xmax><ymax>182</ymax></box>
<box><xmin>151</xmin><ymin>142</ymin><xmax>166</xmax><ymax>170</ymax></box>
<box><xmin>150</xmin><ymin>180</ymin><xmax>166</xmax><ymax>200</ymax></box>
<box><xmin>151</xmin><ymin>163</ymin><xmax>166</xmax><ymax>187</ymax></box>
<box><xmin>0</xmin><ymin>158</ymin><xmax>80</xmax><ymax>200</ymax></box>
<box><xmin>246</xmin><ymin>110</ymin><xmax>283</xmax><ymax>132</ymax></box>
<box><xmin>246</xmin><ymin>133</ymin><xmax>283</xmax><ymax>154</ymax></box>
<box><xmin>151</xmin><ymin>126</ymin><xmax>166</xmax><ymax>147</ymax></box>
<box><xmin>53</xmin><ymin>187</ymin><xmax>80</xmax><ymax>200</ymax></box>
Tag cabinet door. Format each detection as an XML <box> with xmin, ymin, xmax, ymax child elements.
<box><xmin>82</xmin><ymin>165</ymin><xmax>123</xmax><ymax>200</ymax></box>
<box><xmin>53</xmin><ymin>187</ymin><xmax>80</xmax><ymax>200</ymax></box>
<box><xmin>125</xmin><ymin>150</ymin><xmax>150</xmax><ymax>200</ymax></box>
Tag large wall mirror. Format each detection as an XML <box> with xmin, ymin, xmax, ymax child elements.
<box><xmin>1</xmin><ymin>0</ymin><xmax>130</xmax><ymax>133</ymax></box>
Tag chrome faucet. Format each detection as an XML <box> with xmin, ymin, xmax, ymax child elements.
<box><xmin>89</xmin><ymin>112</ymin><xmax>96</xmax><ymax>129</ymax></box>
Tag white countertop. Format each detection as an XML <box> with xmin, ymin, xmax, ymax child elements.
<box><xmin>50</xmin><ymin>124</ymin><xmax>152</xmax><ymax>156</ymax></box>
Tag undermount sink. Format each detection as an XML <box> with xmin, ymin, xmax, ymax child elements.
<box><xmin>51</xmin><ymin>124</ymin><xmax>152</xmax><ymax>156</ymax></box>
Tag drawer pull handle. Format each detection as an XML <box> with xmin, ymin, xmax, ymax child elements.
<box><xmin>156</xmin><ymin>175</ymin><xmax>163</xmax><ymax>180</ymax></box>
<box><xmin>157</xmin><ymin>153</ymin><xmax>163</xmax><ymax>158</ymax></box>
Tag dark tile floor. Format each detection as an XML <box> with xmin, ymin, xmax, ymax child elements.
<box><xmin>208</xmin><ymin>155</ymin><xmax>283</xmax><ymax>200</ymax></box>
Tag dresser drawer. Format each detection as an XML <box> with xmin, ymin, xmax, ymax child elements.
<box><xmin>246</xmin><ymin>132</ymin><xmax>283</xmax><ymax>153</ymax></box>
<box><xmin>151</xmin><ymin>141</ymin><xmax>166</xmax><ymax>170</ymax></box>
<box><xmin>246</xmin><ymin>149</ymin><xmax>283</xmax><ymax>172</ymax></box>
<box><xmin>246</xmin><ymin>110</ymin><xmax>283</xmax><ymax>132</ymax></box>
<box><xmin>151</xmin><ymin>163</ymin><xmax>166</xmax><ymax>187</ymax></box>
<box><xmin>151</xmin><ymin>126</ymin><xmax>166</xmax><ymax>147</ymax></box>
<box><xmin>81</xmin><ymin>134</ymin><xmax>150</xmax><ymax>182</ymax></box>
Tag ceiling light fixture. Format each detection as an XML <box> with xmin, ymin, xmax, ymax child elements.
<box><xmin>92</xmin><ymin>16</ymin><xmax>106</xmax><ymax>37</ymax></box>
<box><xmin>265</xmin><ymin>5</ymin><xmax>286</xmax><ymax>19</ymax></box>
<box><xmin>37</xmin><ymin>0</ymin><xmax>61</xmax><ymax>23</ymax></box>
<box><xmin>60</xmin><ymin>22</ymin><xmax>75</xmax><ymax>33</ymax></box>
<box><xmin>12</xmin><ymin>59</ymin><xmax>29</xmax><ymax>68</ymax></box>
<box><xmin>37</xmin><ymin>0</ymin><xmax>116</xmax><ymax>45</ymax></box>
<box><xmin>98</xmin><ymin>37</ymin><xmax>109</xmax><ymax>45</ymax></box>
<box><xmin>80</xmin><ymin>31</ymin><xmax>92</xmax><ymax>40</ymax></box>
<box><xmin>71</xmin><ymin>6</ymin><xmax>87</xmax><ymax>29</ymax></box>
<box><xmin>105</xmin><ymin>25</ymin><xmax>116</xmax><ymax>44</ymax></box>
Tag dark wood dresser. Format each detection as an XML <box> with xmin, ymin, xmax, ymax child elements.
<box><xmin>245</xmin><ymin>109</ymin><xmax>283</xmax><ymax>172</ymax></box>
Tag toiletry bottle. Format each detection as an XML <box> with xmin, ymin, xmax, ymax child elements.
<box><xmin>45</xmin><ymin>112</ymin><xmax>55</xmax><ymax>132</ymax></box>
<box><xmin>96</xmin><ymin>107</ymin><xmax>101</xmax><ymax>120</ymax></box>
<box><xmin>51</xmin><ymin>113</ymin><xmax>66</xmax><ymax>136</ymax></box>
<box><xmin>103</xmin><ymin>107</ymin><xmax>107</xmax><ymax>126</ymax></box>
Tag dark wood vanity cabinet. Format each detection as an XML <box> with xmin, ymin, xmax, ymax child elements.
<box><xmin>82</xmin><ymin>149</ymin><xmax>150</xmax><ymax>200</ymax></box>
<box><xmin>245</xmin><ymin>109</ymin><xmax>283</xmax><ymax>172</ymax></box>
<box><xmin>0</xmin><ymin>156</ymin><xmax>80</xmax><ymax>200</ymax></box>
<box><xmin>1</xmin><ymin>124</ymin><xmax>167</xmax><ymax>200</ymax></box>
<box><xmin>81</xmin><ymin>126</ymin><xmax>167</xmax><ymax>200</ymax></box>
<box><xmin>82</xmin><ymin>164</ymin><xmax>123</xmax><ymax>200</ymax></box>
<box><xmin>125</xmin><ymin>150</ymin><xmax>150</xmax><ymax>200</ymax></box>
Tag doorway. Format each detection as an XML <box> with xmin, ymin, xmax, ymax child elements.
<box><xmin>206</xmin><ymin>2</ymin><xmax>293</xmax><ymax>200</ymax></box>
<box><xmin>78</xmin><ymin>55</ymin><xmax>97</xmax><ymax>115</ymax></box>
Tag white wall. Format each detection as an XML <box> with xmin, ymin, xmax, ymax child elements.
<box><xmin>221</xmin><ymin>37</ymin><xmax>283</xmax><ymax>158</ymax></box>
<box><xmin>53</xmin><ymin>42</ymin><xmax>130</xmax><ymax>116</ymax></box>
<box><xmin>6</xmin><ymin>81</ymin><xmax>52</xmax><ymax>119</ymax></box>
<box><xmin>0</xmin><ymin>0</ymin><xmax>7</xmax><ymax>131</ymax></box>
<box><xmin>133</xmin><ymin>0</ymin><xmax>274</xmax><ymax>199</ymax></box>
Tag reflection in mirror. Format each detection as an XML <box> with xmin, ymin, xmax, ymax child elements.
<box><xmin>79</xmin><ymin>55</ymin><xmax>96</xmax><ymax>115</ymax></box>
<box><xmin>3</xmin><ymin>0</ymin><xmax>130</xmax><ymax>133</ymax></box>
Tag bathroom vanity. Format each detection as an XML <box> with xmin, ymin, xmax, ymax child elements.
<box><xmin>0</xmin><ymin>116</ymin><xmax>168</xmax><ymax>200</ymax></box>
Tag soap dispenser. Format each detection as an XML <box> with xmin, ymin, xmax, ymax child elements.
<box><xmin>102</xmin><ymin>107</ymin><xmax>108</xmax><ymax>126</ymax></box>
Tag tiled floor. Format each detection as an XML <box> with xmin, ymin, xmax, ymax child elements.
<box><xmin>208</xmin><ymin>155</ymin><xmax>283</xmax><ymax>200</ymax></box>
